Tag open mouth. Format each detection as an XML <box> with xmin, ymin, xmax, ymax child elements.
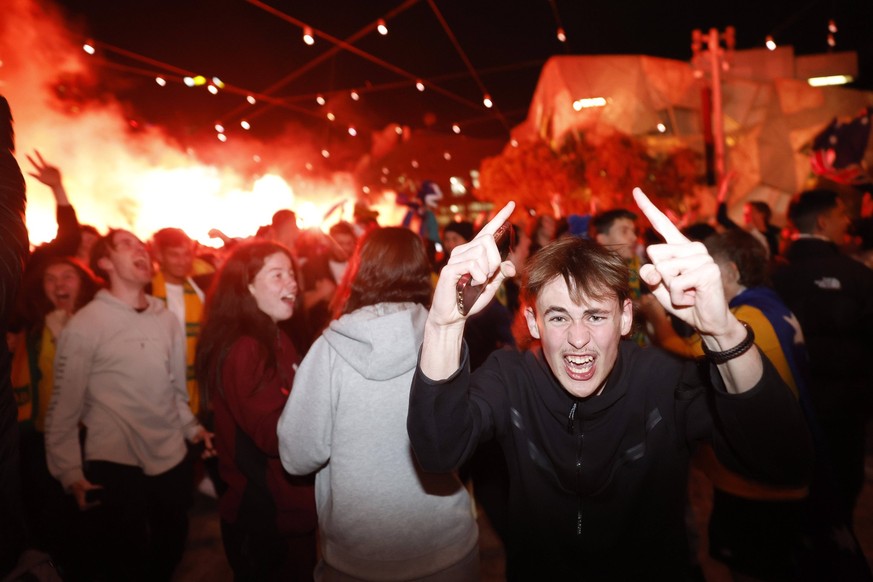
<box><xmin>281</xmin><ymin>293</ymin><xmax>296</xmax><ymax>305</ymax></box>
<box><xmin>564</xmin><ymin>354</ymin><xmax>595</xmax><ymax>381</ymax></box>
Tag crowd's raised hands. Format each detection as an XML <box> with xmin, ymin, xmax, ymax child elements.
<box><xmin>26</xmin><ymin>150</ymin><xmax>63</xmax><ymax>189</ymax></box>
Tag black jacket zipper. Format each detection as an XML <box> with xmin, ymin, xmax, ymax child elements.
<box><xmin>568</xmin><ymin>402</ymin><xmax>584</xmax><ymax>536</ymax></box>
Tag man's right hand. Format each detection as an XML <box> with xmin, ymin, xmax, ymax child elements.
<box><xmin>70</xmin><ymin>479</ymin><xmax>104</xmax><ymax>511</ymax></box>
<box><xmin>420</xmin><ymin>202</ymin><xmax>515</xmax><ymax>380</ymax></box>
<box><xmin>431</xmin><ymin>201</ymin><xmax>516</xmax><ymax>327</ymax></box>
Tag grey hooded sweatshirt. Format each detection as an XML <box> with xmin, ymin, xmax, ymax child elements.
<box><xmin>278</xmin><ymin>302</ymin><xmax>478</xmax><ymax>580</ymax></box>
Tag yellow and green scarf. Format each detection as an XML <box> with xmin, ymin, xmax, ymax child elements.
<box><xmin>151</xmin><ymin>272</ymin><xmax>203</xmax><ymax>416</ymax></box>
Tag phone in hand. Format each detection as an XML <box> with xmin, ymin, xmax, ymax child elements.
<box><xmin>456</xmin><ymin>221</ymin><xmax>514</xmax><ymax>316</ymax></box>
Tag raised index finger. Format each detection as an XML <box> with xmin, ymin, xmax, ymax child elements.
<box><xmin>633</xmin><ymin>187</ymin><xmax>688</xmax><ymax>245</ymax></box>
<box><xmin>475</xmin><ymin>201</ymin><xmax>516</xmax><ymax>239</ymax></box>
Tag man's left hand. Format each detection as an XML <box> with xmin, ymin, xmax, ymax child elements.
<box><xmin>633</xmin><ymin>187</ymin><xmax>732</xmax><ymax>336</ymax></box>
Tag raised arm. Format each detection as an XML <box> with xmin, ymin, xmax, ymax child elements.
<box><xmin>25</xmin><ymin>151</ymin><xmax>82</xmax><ymax>258</ymax></box>
<box><xmin>419</xmin><ymin>202</ymin><xmax>516</xmax><ymax>380</ymax></box>
<box><xmin>27</xmin><ymin>150</ymin><xmax>69</xmax><ymax>206</ymax></box>
<box><xmin>633</xmin><ymin>188</ymin><xmax>762</xmax><ymax>394</ymax></box>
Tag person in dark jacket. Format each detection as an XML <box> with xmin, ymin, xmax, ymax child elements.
<box><xmin>773</xmin><ymin>188</ymin><xmax>873</xmax><ymax>525</ymax></box>
<box><xmin>0</xmin><ymin>94</ymin><xmax>29</xmax><ymax>580</ymax></box>
<box><xmin>407</xmin><ymin>188</ymin><xmax>813</xmax><ymax>580</ymax></box>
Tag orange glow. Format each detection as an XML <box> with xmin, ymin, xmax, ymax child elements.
<box><xmin>5</xmin><ymin>0</ymin><xmax>407</xmax><ymax>253</ymax></box>
<box><xmin>22</xmin><ymin>165</ymin><xmax>403</xmax><ymax>248</ymax></box>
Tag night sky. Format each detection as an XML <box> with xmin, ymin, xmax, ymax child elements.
<box><xmin>50</xmin><ymin>0</ymin><xmax>873</xmax><ymax>146</ymax></box>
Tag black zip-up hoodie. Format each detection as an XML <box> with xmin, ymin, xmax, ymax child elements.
<box><xmin>408</xmin><ymin>340</ymin><xmax>812</xmax><ymax>581</ymax></box>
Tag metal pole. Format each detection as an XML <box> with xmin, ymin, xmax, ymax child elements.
<box><xmin>708</xmin><ymin>28</ymin><xmax>726</xmax><ymax>187</ymax></box>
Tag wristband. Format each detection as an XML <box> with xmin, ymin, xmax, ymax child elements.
<box><xmin>701</xmin><ymin>322</ymin><xmax>755</xmax><ymax>364</ymax></box>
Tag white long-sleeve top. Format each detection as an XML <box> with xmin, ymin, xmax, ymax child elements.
<box><xmin>45</xmin><ymin>289</ymin><xmax>201</xmax><ymax>489</ymax></box>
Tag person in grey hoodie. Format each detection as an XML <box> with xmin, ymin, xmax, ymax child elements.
<box><xmin>278</xmin><ymin>227</ymin><xmax>479</xmax><ymax>582</ymax></box>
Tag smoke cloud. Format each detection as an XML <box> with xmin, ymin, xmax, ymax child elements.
<box><xmin>0</xmin><ymin>0</ymin><xmax>386</xmax><ymax>247</ymax></box>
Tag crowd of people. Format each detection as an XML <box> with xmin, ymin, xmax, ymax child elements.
<box><xmin>1</xmin><ymin>91</ymin><xmax>873</xmax><ymax>582</ymax></box>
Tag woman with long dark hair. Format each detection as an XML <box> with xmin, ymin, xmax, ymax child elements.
<box><xmin>278</xmin><ymin>227</ymin><xmax>479</xmax><ymax>581</ymax></box>
<box><xmin>196</xmin><ymin>241</ymin><xmax>316</xmax><ymax>581</ymax></box>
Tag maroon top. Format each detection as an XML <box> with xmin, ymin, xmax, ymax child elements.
<box><xmin>212</xmin><ymin>332</ymin><xmax>316</xmax><ymax>536</ymax></box>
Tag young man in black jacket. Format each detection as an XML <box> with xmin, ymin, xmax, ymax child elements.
<box><xmin>773</xmin><ymin>188</ymin><xmax>873</xmax><ymax>524</ymax></box>
<box><xmin>408</xmin><ymin>188</ymin><xmax>813</xmax><ymax>580</ymax></box>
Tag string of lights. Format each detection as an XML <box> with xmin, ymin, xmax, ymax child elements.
<box><xmin>245</xmin><ymin>0</ymin><xmax>493</xmax><ymax>118</ymax></box>
<box><xmin>425</xmin><ymin>0</ymin><xmax>503</xmax><ymax>125</ymax></box>
<box><xmin>72</xmin><ymin>0</ymin><xmax>856</xmax><ymax>156</ymax></box>
<box><xmin>546</xmin><ymin>0</ymin><xmax>568</xmax><ymax>47</ymax></box>
<box><xmin>221</xmin><ymin>0</ymin><xmax>421</xmax><ymax>128</ymax></box>
<box><xmin>762</xmin><ymin>0</ymin><xmax>831</xmax><ymax>51</ymax></box>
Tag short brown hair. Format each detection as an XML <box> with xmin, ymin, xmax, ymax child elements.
<box><xmin>522</xmin><ymin>237</ymin><xmax>630</xmax><ymax>311</ymax></box>
<box><xmin>89</xmin><ymin>228</ymin><xmax>124</xmax><ymax>283</ymax></box>
<box><xmin>151</xmin><ymin>227</ymin><xmax>192</xmax><ymax>252</ymax></box>
<box><xmin>704</xmin><ymin>229</ymin><xmax>769</xmax><ymax>288</ymax></box>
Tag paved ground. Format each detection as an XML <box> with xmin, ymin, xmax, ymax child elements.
<box><xmin>173</xmin><ymin>456</ymin><xmax>873</xmax><ymax>582</ymax></box>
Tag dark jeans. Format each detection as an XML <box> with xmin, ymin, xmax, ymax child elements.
<box><xmin>220</xmin><ymin>519</ymin><xmax>316</xmax><ymax>582</ymax></box>
<box><xmin>19</xmin><ymin>430</ymin><xmax>87</xmax><ymax>581</ymax></box>
<box><xmin>82</xmin><ymin>457</ymin><xmax>193</xmax><ymax>582</ymax></box>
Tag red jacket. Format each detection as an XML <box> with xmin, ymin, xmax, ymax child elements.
<box><xmin>213</xmin><ymin>333</ymin><xmax>316</xmax><ymax>535</ymax></box>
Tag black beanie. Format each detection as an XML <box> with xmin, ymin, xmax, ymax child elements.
<box><xmin>443</xmin><ymin>220</ymin><xmax>474</xmax><ymax>243</ymax></box>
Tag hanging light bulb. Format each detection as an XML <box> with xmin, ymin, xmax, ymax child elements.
<box><xmin>452</xmin><ymin>123</ymin><xmax>461</xmax><ymax>134</ymax></box>
<box><xmin>321</xmin><ymin>149</ymin><xmax>330</xmax><ymax>158</ymax></box>
<box><xmin>350</xmin><ymin>90</ymin><xmax>360</xmax><ymax>101</ymax></box>
<box><xmin>217</xmin><ymin>133</ymin><xmax>227</xmax><ymax>143</ymax></box>
<box><xmin>184</xmin><ymin>77</ymin><xmax>195</xmax><ymax>87</ymax></box>
<box><xmin>326</xmin><ymin>112</ymin><xmax>335</xmax><ymax>121</ymax></box>
<box><xmin>316</xmin><ymin>94</ymin><xmax>325</xmax><ymax>106</ymax></box>
<box><xmin>303</xmin><ymin>26</ymin><xmax>315</xmax><ymax>45</ymax></box>
<box><xmin>240</xmin><ymin>121</ymin><xmax>251</xmax><ymax>130</ymax></box>
<box><xmin>415</xmin><ymin>80</ymin><xmax>425</xmax><ymax>92</ymax></box>
<box><xmin>765</xmin><ymin>35</ymin><xmax>777</xmax><ymax>51</ymax></box>
<box><xmin>214</xmin><ymin>123</ymin><xmax>225</xmax><ymax>133</ymax></box>
<box><xmin>348</xmin><ymin>126</ymin><xmax>357</xmax><ymax>137</ymax></box>
<box><xmin>247</xmin><ymin>95</ymin><xmax>257</xmax><ymax>105</ymax></box>
<box><xmin>207</xmin><ymin>84</ymin><xmax>219</xmax><ymax>95</ymax></box>
<box><xmin>827</xmin><ymin>33</ymin><xmax>836</xmax><ymax>47</ymax></box>
<box><xmin>155</xmin><ymin>77</ymin><xmax>167</xmax><ymax>87</ymax></box>
<box><xmin>483</xmin><ymin>94</ymin><xmax>493</xmax><ymax>108</ymax></box>
<box><xmin>556</xmin><ymin>27</ymin><xmax>567</xmax><ymax>43</ymax></box>
<box><xmin>82</xmin><ymin>42</ymin><xmax>96</xmax><ymax>55</ymax></box>
<box><xmin>377</xmin><ymin>18</ymin><xmax>388</xmax><ymax>35</ymax></box>
<box><xmin>828</xmin><ymin>19</ymin><xmax>837</xmax><ymax>33</ymax></box>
